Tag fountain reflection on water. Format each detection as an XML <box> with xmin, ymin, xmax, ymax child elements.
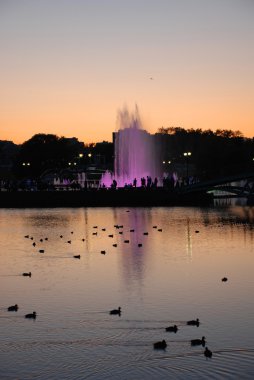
<box><xmin>101</xmin><ymin>105</ymin><xmax>161</xmax><ymax>187</ymax></box>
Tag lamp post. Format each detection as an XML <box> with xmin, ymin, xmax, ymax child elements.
<box><xmin>88</xmin><ymin>153</ymin><xmax>92</xmax><ymax>165</ymax></box>
<box><xmin>183</xmin><ymin>152</ymin><xmax>191</xmax><ymax>179</ymax></box>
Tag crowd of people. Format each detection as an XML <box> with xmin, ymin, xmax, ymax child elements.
<box><xmin>1</xmin><ymin>173</ymin><xmax>200</xmax><ymax>192</ymax></box>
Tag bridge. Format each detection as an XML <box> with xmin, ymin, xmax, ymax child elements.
<box><xmin>179</xmin><ymin>171</ymin><xmax>254</xmax><ymax>197</ymax></box>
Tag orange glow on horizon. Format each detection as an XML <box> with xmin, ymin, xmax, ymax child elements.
<box><xmin>1</xmin><ymin>1</ymin><xmax>254</xmax><ymax>144</ymax></box>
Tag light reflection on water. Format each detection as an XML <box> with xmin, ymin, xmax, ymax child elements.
<box><xmin>0</xmin><ymin>206</ymin><xmax>254</xmax><ymax>379</ymax></box>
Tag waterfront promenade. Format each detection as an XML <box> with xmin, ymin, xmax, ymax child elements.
<box><xmin>0</xmin><ymin>187</ymin><xmax>212</xmax><ymax>208</ymax></box>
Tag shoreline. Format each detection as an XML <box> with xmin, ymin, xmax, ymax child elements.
<box><xmin>0</xmin><ymin>188</ymin><xmax>213</xmax><ymax>208</ymax></box>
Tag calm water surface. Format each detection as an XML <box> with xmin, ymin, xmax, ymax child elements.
<box><xmin>1</xmin><ymin>206</ymin><xmax>254</xmax><ymax>379</ymax></box>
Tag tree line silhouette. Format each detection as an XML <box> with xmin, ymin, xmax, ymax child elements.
<box><xmin>0</xmin><ymin>127</ymin><xmax>253</xmax><ymax>181</ymax></box>
<box><xmin>156</xmin><ymin>127</ymin><xmax>254</xmax><ymax>179</ymax></box>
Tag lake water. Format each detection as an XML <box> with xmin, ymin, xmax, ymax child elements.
<box><xmin>1</xmin><ymin>206</ymin><xmax>254</xmax><ymax>379</ymax></box>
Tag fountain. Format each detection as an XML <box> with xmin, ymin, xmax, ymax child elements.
<box><xmin>101</xmin><ymin>105</ymin><xmax>161</xmax><ymax>187</ymax></box>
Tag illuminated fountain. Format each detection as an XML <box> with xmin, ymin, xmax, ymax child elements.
<box><xmin>101</xmin><ymin>105</ymin><xmax>161</xmax><ymax>187</ymax></box>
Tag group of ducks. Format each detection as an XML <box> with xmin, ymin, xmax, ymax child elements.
<box><xmin>7</xmin><ymin>270</ymin><xmax>36</xmax><ymax>318</ymax></box>
<box><xmin>109</xmin><ymin>308</ymin><xmax>213</xmax><ymax>359</ymax></box>
<box><xmin>153</xmin><ymin>318</ymin><xmax>212</xmax><ymax>358</ymax></box>
<box><xmin>7</xmin><ymin>304</ymin><xmax>36</xmax><ymax>319</ymax></box>
<box><xmin>11</xmin><ymin>223</ymin><xmax>216</xmax><ymax>359</ymax></box>
<box><xmin>91</xmin><ymin>223</ymin><xmax>163</xmax><ymax>254</ymax></box>
<box><xmin>24</xmin><ymin>221</ymin><xmax>163</xmax><ymax>259</ymax></box>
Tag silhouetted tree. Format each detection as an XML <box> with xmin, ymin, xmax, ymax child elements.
<box><xmin>13</xmin><ymin>134</ymin><xmax>84</xmax><ymax>178</ymax></box>
<box><xmin>157</xmin><ymin>127</ymin><xmax>254</xmax><ymax>179</ymax></box>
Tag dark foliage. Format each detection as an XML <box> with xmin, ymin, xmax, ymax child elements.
<box><xmin>156</xmin><ymin>127</ymin><xmax>254</xmax><ymax>179</ymax></box>
<box><xmin>13</xmin><ymin>134</ymin><xmax>84</xmax><ymax>178</ymax></box>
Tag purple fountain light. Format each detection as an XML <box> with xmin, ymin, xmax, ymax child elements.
<box><xmin>101</xmin><ymin>106</ymin><xmax>161</xmax><ymax>187</ymax></box>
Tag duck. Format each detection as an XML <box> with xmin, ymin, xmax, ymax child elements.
<box><xmin>165</xmin><ymin>325</ymin><xmax>178</xmax><ymax>333</ymax></box>
<box><xmin>82</xmin><ymin>238</ymin><xmax>85</xmax><ymax>242</ymax></box>
<box><xmin>60</xmin><ymin>235</ymin><xmax>63</xmax><ymax>238</ymax></box>
<box><xmin>25</xmin><ymin>311</ymin><xmax>36</xmax><ymax>319</ymax></box>
<box><xmin>73</xmin><ymin>255</ymin><xmax>80</xmax><ymax>259</ymax></box>
<box><xmin>101</xmin><ymin>250</ymin><xmax>106</xmax><ymax>255</ymax></box>
<box><xmin>22</xmin><ymin>272</ymin><xmax>31</xmax><ymax>277</ymax></box>
<box><xmin>40</xmin><ymin>238</ymin><xmax>43</xmax><ymax>242</ymax></box>
<box><xmin>108</xmin><ymin>234</ymin><xmax>113</xmax><ymax>238</ymax></box>
<box><xmin>45</xmin><ymin>237</ymin><xmax>48</xmax><ymax>241</ymax></box>
<box><xmin>67</xmin><ymin>240</ymin><xmax>71</xmax><ymax>244</ymax></box>
<box><xmin>92</xmin><ymin>232</ymin><xmax>97</xmax><ymax>236</ymax></box>
<box><xmin>124</xmin><ymin>240</ymin><xmax>129</xmax><ymax>243</ymax></box>
<box><xmin>8</xmin><ymin>304</ymin><xmax>18</xmax><ymax>311</ymax></box>
<box><xmin>204</xmin><ymin>347</ymin><xmax>212</xmax><ymax>358</ymax></box>
<box><xmin>153</xmin><ymin>226</ymin><xmax>157</xmax><ymax>228</ymax></box>
<box><xmin>102</xmin><ymin>228</ymin><xmax>106</xmax><ymax>231</ymax></box>
<box><xmin>32</xmin><ymin>242</ymin><xmax>36</xmax><ymax>247</ymax></box>
<box><xmin>187</xmin><ymin>318</ymin><xmax>200</xmax><ymax>326</ymax></box>
<box><xmin>191</xmin><ymin>336</ymin><xmax>206</xmax><ymax>346</ymax></box>
<box><xmin>119</xmin><ymin>232</ymin><xmax>123</xmax><ymax>235</ymax></box>
<box><xmin>71</xmin><ymin>231</ymin><xmax>74</xmax><ymax>234</ymax></box>
<box><xmin>24</xmin><ymin>235</ymin><xmax>29</xmax><ymax>238</ymax></box>
<box><xmin>110</xmin><ymin>307</ymin><xmax>121</xmax><ymax>315</ymax></box>
<box><xmin>39</xmin><ymin>249</ymin><xmax>44</xmax><ymax>253</ymax></box>
<box><xmin>158</xmin><ymin>229</ymin><xmax>162</xmax><ymax>232</ymax></box>
<box><xmin>138</xmin><ymin>243</ymin><xmax>142</xmax><ymax>247</ymax></box>
<box><xmin>130</xmin><ymin>229</ymin><xmax>135</xmax><ymax>232</ymax></box>
<box><xmin>112</xmin><ymin>244</ymin><xmax>117</xmax><ymax>247</ymax></box>
<box><xmin>93</xmin><ymin>226</ymin><xmax>98</xmax><ymax>229</ymax></box>
<box><xmin>143</xmin><ymin>232</ymin><xmax>149</xmax><ymax>235</ymax></box>
<box><xmin>222</xmin><ymin>277</ymin><xmax>228</xmax><ymax>282</ymax></box>
<box><xmin>153</xmin><ymin>340</ymin><xmax>167</xmax><ymax>349</ymax></box>
<box><xmin>195</xmin><ymin>230</ymin><xmax>200</xmax><ymax>233</ymax></box>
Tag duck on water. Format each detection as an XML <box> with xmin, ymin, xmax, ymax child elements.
<box><xmin>109</xmin><ymin>307</ymin><xmax>121</xmax><ymax>315</ymax></box>
<box><xmin>165</xmin><ymin>325</ymin><xmax>178</xmax><ymax>333</ymax></box>
<box><xmin>187</xmin><ymin>318</ymin><xmax>200</xmax><ymax>326</ymax></box>
<box><xmin>153</xmin><ymin>340</ymin><xmax>167</xmax><ymax>349</ymax></box>
<box><xmin>25</xmin><ymin>312</ymin><xmax>36</xmax><ymax>319</ymax></box>
<box><xmin>8</xmin><ymin>304</ymin><xmax>18</xmax><ymax>311</ymax></box>
<box><xmin>191</xmin><ymin>336</ymin><xmax>206</xmax><ymax>346</ymax></box>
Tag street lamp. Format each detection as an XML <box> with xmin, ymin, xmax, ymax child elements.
<box><xmin>22</xmin><ymin>162</ymin><xmax>30</xmax><ymax>166</ymax></box>
<box><xmin>183</xmin><ymin>152</ymin><xmax>192</xmax><ymax>179</ymax></box>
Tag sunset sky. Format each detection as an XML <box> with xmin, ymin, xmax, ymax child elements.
<box><xmin>1</xmin><ymin>0</ymin><xmax>254</xmax><ymax>144</ymax></box>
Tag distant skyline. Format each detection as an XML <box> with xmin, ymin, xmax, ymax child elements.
<box><xmin>1</xmin><ymin>0</ymin><xmax>254</xmax><ymax>144</ymax></box>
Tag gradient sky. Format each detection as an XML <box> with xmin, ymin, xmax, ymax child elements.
<box><xmin>1</xmin><ymin>0</ymin><xmax>254</xmax><ymax>144</ymax></box>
